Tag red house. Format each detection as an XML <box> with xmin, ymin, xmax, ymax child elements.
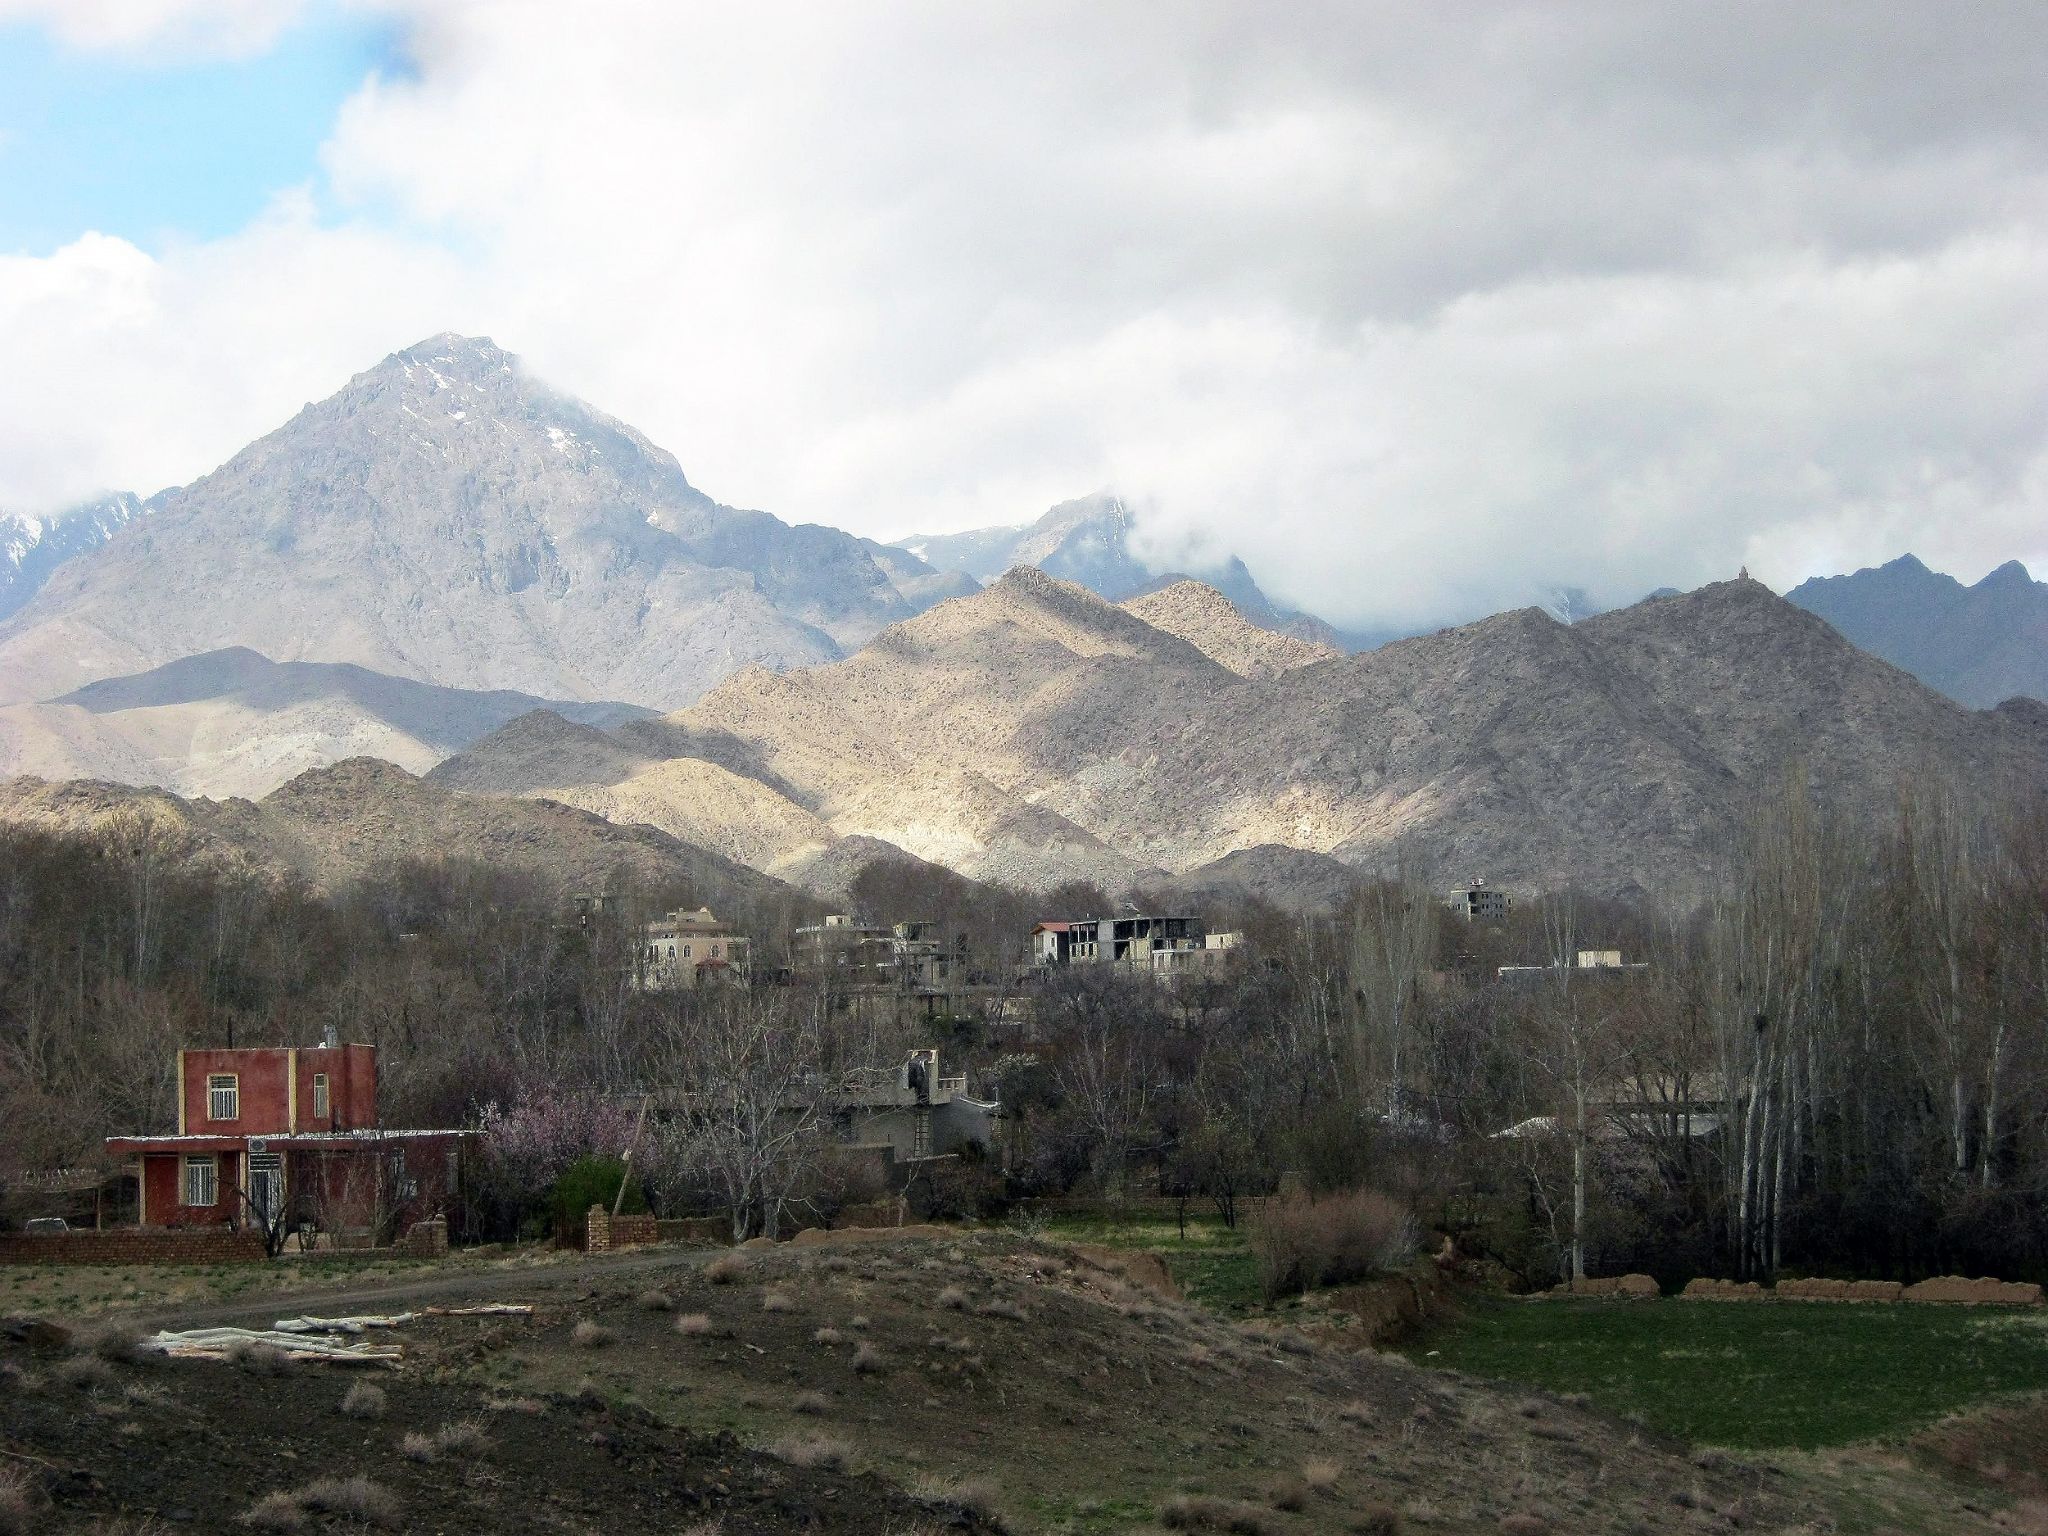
<box><xmin>106</xmin><ymin>1042</ymin><xmax>472</xmax><ymax>1245</ymax></box>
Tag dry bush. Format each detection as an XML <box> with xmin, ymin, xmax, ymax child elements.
<box><xmin>90</xmin><ymin>1324</ymin><xmax>148</xmax><ymax>1364</ymax></box>
<box><xmin>917</xmin><ymin>1477</ymin><xmax>1004</xmax><ymax>1527</ymax></box>
<box><xmin>57</xmin><ymin>1353</ymin><xmax>116</xmax><ymax>1390</ymax></box>
<box><xmin>123</xmin><ymin>1381</ymin><xmax>173</xmax><ymax>1410</ymax></box>
<box><xmin>1269</xmin><ymin>1480</ymin><xmax>1308</xmax><ymax>1512</ymax></box>
<box><xmin>675</xmin><ymin>1312</ymin><xmax>715</xmax><ymax>1337</ymax></box>
<box><xmin>339</xmin><ymin>1381</ymin><xmax>387</xmax><ymax>1420</ymax></box>
<box><xmin>976</xmin><ymin>1298</ymin><xmax>1026</xmax><ymax>1321</ymax></box>
<box><xmin>1301</xmin><ymin>1458</ymin><xmax>1340</xmax><ymax>1492</ymax></box>
<box><xmin>434</xmin><ymin>1420</ymin><xmax>489</xmax><ymax>1456</ymax></box>
<box><xmin>851</xmin><ymin>1341</ymin><xmax>885</xmax><ymax>1374</ymax></box>
<box><xmin>936</xmin><ymin>1285</ymin><xmax>968</xmax><ymax>1311</ymax></box>
<box><xmin>1498</xmin><ymin>1516</ymin><xmax>1548</xmax><ymax>1536</ymax></box>
<box><xmin>236</xmin><ymin>1492</ymin><xmax>307</xmax><ymax>1531</ymax></box>
<box><xmin>399</xmin><ymin>1431</ymin><xmax>440</xmax><ymax>1463</ymax></box>
<box><xmin>761</xmin><ymin>1289</ymin><xmax>796</xmax><ymax>1313</ymax></box>
<box><xmin>793</xmin><ymin>1390</ymin><xmax>830</xmax><ymax>1416</ymax></box>
<box><xmin>1352</xmin><ymin>1504</ymin><xmax>1403</xmax><ymax>1536</ymax></box>
<box><xmin>1273</xmin><ymin>1329</ymin><xmax>1315</xmax><ymax>1356</ymax></box>
<box><xmin>0</xmin><ymin>1466</ymin><xmax>35</xmax><ymax>1536</ymax></box>
<box><xmin>847</xmin><ymin>1314</ymin><xmax>871</xmax><ymax>1330</ymax></box>
<box><xmin>636</xmin><ymin>1289</ymin><xmax>674</xmax><ymax>1312</ymax></box>
<box><xmin>821</xmin><ymin>1254</ymin><xmax>855</xmax><ymax>1273</ymax></box>
<box><xmin>1336</xmin><ymin>1400</ymin><xmax>1375</xmax><ymax>1426</ymax></box>
<box><xmin>484</xmin><ymin>1395</ymin><xmax>543</xmax><ymax>1415</ymax></box>
<box><xmin>228</xmin><ymin>1341</ymin><xmax>290</xmax><ymax>1376</ymax></box>
<box><xmin>773</xmin><ymin>1435</ymin><xmax>853</xmax><ymax>1471</ymax></box>
<box><xmin>705</xmin><ymin>1253</ymin><xmax>749</xmax><ymax>1284</ymax></box>
<box><xmin>813</xmin><ymin>1326</ymin><xmax>845</xmax><ymax>1346</ymax></box>
<box><xmin>572</xmin><ymin>1319</ymin><xmax>615</xmax><ymax>1349</ymax></box>
<box><xmin>1248</xmin><ymin>1190</ymin><xmax>1415</xmax><ymax>1300</ymax></box>
<box><xmin>1160</xmin><ymin>1493</ymin><xmax>1271</xmax><ymax>1533</ymax></box>
<box><xmin>299</xmin><ymin>1475</ymin><xmax>400</xmax><ymax>1527</ymax></box>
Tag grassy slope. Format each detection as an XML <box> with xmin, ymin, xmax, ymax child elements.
<box><xmin>1402</xmin><ymin>1294</ymin><xmax>2048</xmax><ymax>1450</ymax></box>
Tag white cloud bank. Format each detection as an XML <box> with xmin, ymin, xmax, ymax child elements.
<box><xmin>2</xmin><ymin>0</ymin><xmax>2046</xmax><ymax>628</ymax></box>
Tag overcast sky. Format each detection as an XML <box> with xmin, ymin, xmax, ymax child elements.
<box><xmin>2</xmin><ymin>0</ymin><xmax>2045</xmax><ymax>629</ymax></box>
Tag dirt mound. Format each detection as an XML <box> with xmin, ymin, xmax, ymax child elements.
<box><xmin>1</xmin><ymin>1331</ymin><xmax>975</xmax><ymax>1533</ymax></box>
<box><xmin>1547</xmin><ymin>1274</ymin><xmax>1659</xmax><ymax>1298</ymax></box>
<box><xmin>1682</xmin><ymin>1278</ymin><xmax>1767</xmax><ymax>1301</ymax></box>
<box><xmin>1776</xmin><ymin>1277</ymin><xmax>1905</xmax><ymax>1302</ymax></box>
<box><xmin>1901</xmin><ymin>1275</ymin><xmax>2044</xmax><ymax>1305</ymax></box>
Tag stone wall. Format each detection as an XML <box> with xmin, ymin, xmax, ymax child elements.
<box><xmin>0</xmin><ymin>1227</ymin><xmax>266</xmax><ymax>1266</ymax></box>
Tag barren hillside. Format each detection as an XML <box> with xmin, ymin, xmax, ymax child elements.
<box><xmin>434</xmin><ymin>570</ymin><xmax>2045</xmax><ymax>902</ymax></box>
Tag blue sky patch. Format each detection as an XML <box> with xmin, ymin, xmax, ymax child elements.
<box><xmin>0</xmin><ymin>5</ymin><xmax>403</xmax><ymax>254</ymax></box>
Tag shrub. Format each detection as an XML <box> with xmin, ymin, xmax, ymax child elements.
<box><xmin>813</xmin><ymin>1326</ymin><xmax>845</xmax><ymax>1346</ymax></box>
<box><xmin>236</xmin><ymin>1492</ymin><xmax>307</xmax><ymax>1531</ymax></box>
<box><xmin>847</xmin><ymin>1314</ymin><xmax>871</xmax><ymax>1330</ymax></box>
<box><xmin>976</xmin><ymin>1298</ymin><xmax>1026</xmax><ymax>1321</ymax></box>
<box><xmin>705</xmin><ymin>1253</ymin><xmax>748</xmax><ymax>1285</ymax></box>
<box><xmin>851</xmin><ymin>1341</ymin><xmax>885</xmax><ymax>1374</ymax></box>
<box><xmin>571</xmin><ymin>1319</ymin><xmax>615</xmax><ymax>1349</ymax></box>
<box><xmin>548</xmin><ymin>1156</ymin><xmax>646</xmax><ymax>1238</ymax></box>
<box><xmin>1353</xmin><ymin>1504</ymin><xmax>1403</xmax><ymax>1536</ymax></box>
<box><xmin>1248</xmin><ymin>1190</ymin><xmax>1415</xmax><ymax>1300</ymax></box>
<box><xmin>936</xmin><ymin>1285</ymin><xmax>968</xmax><ymax>1311</ymax></box>
<box><xmin>761</xmin><ymin>1289</ymin><xmax>796</xmax><ymax>1313</ymax></box>
<box><xmin>675</xmin><ymin>1312</ymin><xmax>715</xmax><ymax>1337</ymax></box>
<box><xmin>0</xmin><ymin>1467</ymin><xmax>35</xmax><ymax>1536</ymax></box>
<box><xmin>793</xmin><ymin>1390</ymin><xmax>830</xmax><ymax>1416</ymax></box>
<box><xmin>636</xmin><ymin>1290</ymin><xmax>673</xmax><ymax>1312</ymax></box>
<box><xmin>1498</xmin><ymin>1517</ymin><xmax>1548</xmax><ymax>1536</ymax></box>
<box><xmin>1160</xmin><ymin>1493</ymin><xmax>1271</xmax><ymax>1533</ymax></box>
<box><xmin>1269</xmin><ymin>1480</ymin><xmax>1307</xmax><ymax>1512</ymax></box>
<box><xmin>918</xmin><ymin>1477</ymin><xmax>1004</xmax><ymax>1526</ymax></box>
<box><xmin>434</xmin><ymin>1420</ymin><xmax>489</xmax><ymax>1455</ymax></box>
<box><xmin>1301</xmin><ymin>1458</ymin><xmax>1340</xmax><ymax>1491</ymax></box>
<box><xmin>399</xmin><ymin>1431</ymin><xmax>439</xmax><ymax>1463</ymax></box>
<box><xmin>56</xmin><ymin>1354</ymin><xmax>116</xmax><ymax>1390</ymax></box>
<box><xmin>299</xmin><ymin>1476</ymin><xmax>400</xmax><ymax>1527</ymax></box>
<box><xmin>339</xmin><ymin>1381</ymin><xmax>387</xmax><ymax>1420</ymax></box>
<box><xmin>773</xmin><ymin>1435</ymin><xmax>853</xmax><ymax>1471</ymax></box>
<box><xmin>228</xmin><ymin>1341</ymin><xmax>290</xmax><ymax>1376</ymax></box>
<box><xmin>90</xmin><ymin>1324</ymin><xmax>147</xmax><ymax>1364</ymax></box>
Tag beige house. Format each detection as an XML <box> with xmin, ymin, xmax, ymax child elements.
<box><xmin>644</xmin><ymin>908</ymin><xmax>750</xmax><ymax>990</ymax></box>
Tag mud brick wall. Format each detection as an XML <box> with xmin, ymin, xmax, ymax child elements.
<box><xmin>584</xmin><ymin>1206</ymin><xmax>659</xmax><ymax>1252</ymax></box>
<box><xmin>397</xmin><ymin>1217</ymin><xmax>448</xmax><ymax>1258</ymax></box>
<box><xmin>0</xmin><ymin>1227</ymin><xmax>266</xmax><ymax>1266</ymax></box>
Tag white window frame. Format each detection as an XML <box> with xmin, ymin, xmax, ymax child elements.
<box><xmin>312</xmin><ymin>1073</ymin><xmax>330</xmax><ymax>1118</ymax></box>
<box><xmin>207</xmin><ymin>1074</ymin><xmax>239</xmax><ymax>1121</ymax></box>
<box><xmin>183</xmin><ymin>1155</ymin><xmax>217</xmax><ymax>1207</ymax></box>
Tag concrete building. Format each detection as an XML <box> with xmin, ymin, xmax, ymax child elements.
<box><xmin>1031</xmin><ymin>914</ymin><xmax>1204</xmax><ymax>967</ymax></box>
<box><xmin>645</xmin><ymin>907</ymin><xmax>751</xmax><ymax>990</ymax></box>
<box><xmin>794</xmin><ymin>915</ymin><xmax>968</xmax><ymax>990</ymax></box>
<box><xmin>1444</xmin><ymin>881</ymin><xmax>1509</xmax><ymax>923</ymax></box>
<box><xmin>835</xmin><ymin>1048</ymin><xmax>999</xmax><ymax>1161</ymax></box>
<box><xmin>104</xmin><ymin>1040</ymin><xmax>471</xmax><ymax>1243</ymax></box>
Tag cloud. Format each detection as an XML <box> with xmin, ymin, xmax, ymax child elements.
<box><xmin>2</xmin><ymin>1</ymin><xmax>2046</xmax><ymax>627</ymax></box>
<box><xmin>0</xmin><ymin>0</ymin><xmax>305</xmax><ymax>58</ymax></box>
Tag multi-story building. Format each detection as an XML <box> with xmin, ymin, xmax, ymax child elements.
<box><xmin>644</xmin><ymin>907</ymin><xmax>751</xmax><ymax>990</ymax></box>
<box><xmin>1031</xmin><ymin>914</ymin><xmax>1205</xmax><ymax>967</ymax></box>
<box><xmin>104</xmin><ymin>1039</ymin><xmax>470</xmax><ymax>1242</ymax></box>
<box><xmin>1444</xmin><ymin>881</ymin><xmax>1510</xmax><ymax>923</ymax></box>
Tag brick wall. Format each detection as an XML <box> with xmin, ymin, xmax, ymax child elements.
<box><xmin>0</xmin><ymin>1227</ymin><xmax>266</xmax><ymax>1266</ymax></box>
<box><xmin>396</xmin><ymin>1217</ymin><xmax>448</xmax><ymax>1258</ymax></box>
<box><xmin>584</xmin><ymin>1206</ymin><xmax>660</xmax><ymax>1253</ymax></box>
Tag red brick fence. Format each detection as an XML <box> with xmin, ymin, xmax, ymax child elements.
<box><xmin>0</xmin><ymin>1227</ymin><xmax>266</xmax><ymax>1266</ymax></box>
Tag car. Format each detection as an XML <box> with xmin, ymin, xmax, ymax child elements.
<box><xmin>23</xmin><ymin>1217</ymin><xmax>70</xmax><ymax>1235</ymax></box>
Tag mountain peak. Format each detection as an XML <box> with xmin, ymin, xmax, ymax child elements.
<box><xmin>1975</xmin><ymin>558</ymin><xmax>2037</xmax><ymax>592</ymax></box>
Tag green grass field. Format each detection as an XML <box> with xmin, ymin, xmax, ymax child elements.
<box><xmin>1034</xmin><ymin>1212</ymin><xmax>1264</xmax><ymax>1313</ymax></box>
<box><xmin>1404</xmin><ymin>1295</ymin><xmax>2048</xmax><ymax>1450</ymax></box>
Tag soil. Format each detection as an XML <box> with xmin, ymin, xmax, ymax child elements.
<box><xmin>0</xmin><ymin>1229</ymin><xmax>2023</xmax><ymax>1535</ymax></box>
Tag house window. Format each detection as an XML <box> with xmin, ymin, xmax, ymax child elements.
<box><xmin>207</xmin><ymin>1074</ymin><xmax>239</xmax><ymax>1121</ymax></box>
<box><xmin>312</xmin><ymin>1073</ymin><xmax>330</xmax><ymax>1118</ymax></box>
<box><xmin>683</xmin><ymin>944</ymin><xmax>692</xmax><ymax>959</ymax></box>
<box><xmin>183</xmin><ymin>1155</ymin><xmax>217</xmax><ymax>1207</ymax></box>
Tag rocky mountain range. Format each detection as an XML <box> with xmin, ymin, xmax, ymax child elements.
<box><xmin>0</xmin><ymin>493</ymin><xmax>143</xmax><ymax>625</ymax></box>
<box><xmin>893</xmin><ymin>493</ymin><xmax>1369</xmax><ymax>650</ymax></box>
<box><xmin>429</xmin><ymin>568</ymin><xmax>2045</xmax><ymax>905</ymax></box>
<box><xmin>0</xmin><ymin>335</ymin><xmax>973</xmax><ymax>711</ymax></box>
<box><xmin>0</xmin><ymin>647</ymin><xmax>650</xmax><ymax>800</ymax></box>
<box><xmin>0</xmin><ymin>756</ymin><xmax>803</xmax><ymax>921</ymax></box>
<box><xmin>1787</xmin><ymin>554</ymin><xmax>2048</xmax><ymax>708</ymax></box>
